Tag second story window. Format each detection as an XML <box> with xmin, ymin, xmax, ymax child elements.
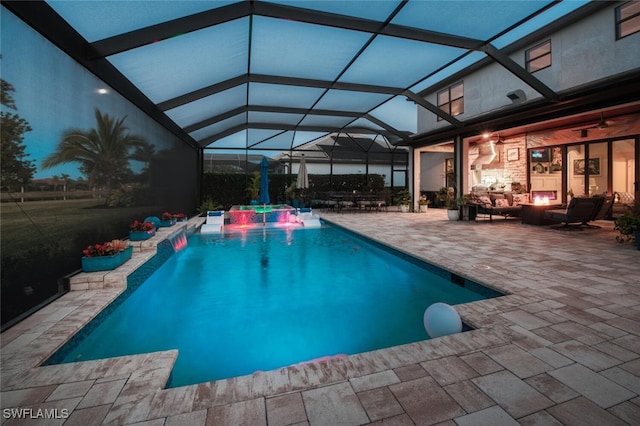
<box><xmin>616</xmin><ymin>1</ymin><xmax>640</xmax><ymax>39</ymax></box>
<box><xmin>437</xmin><ymin>81</ymin><xmax>463</xmax><ymax>121</ymax></box>
<box><xmin>526</xmin><ymin>40</ymin><xmax>551</xmax><ymax>73</ymax></box>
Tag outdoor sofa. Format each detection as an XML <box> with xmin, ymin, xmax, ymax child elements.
<box><xmin>471</xmin><ymin>192</ymin><xmax>529</xmax><ymax>223</ymax></box>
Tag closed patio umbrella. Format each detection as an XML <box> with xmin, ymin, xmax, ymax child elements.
<box><xmin>296</xmin><ymin>155</ymin><xmax>309</xmax><ymax>190</ymax></box>
<box><xmin>259</xmin><ymin>156</ymin><xmax>270</xmax><ymax>205</ymax></box>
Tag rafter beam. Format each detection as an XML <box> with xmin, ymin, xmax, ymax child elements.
<box><xmin>403</xmin><ymin>91</ymin><xmax>464</xmax><ymax>127</ymax></box>
<box><xmin>198</xmin><ymin>123</ymin><xmax>399</xmax><ymax>147</ymax></box>
<box><xmin>158</xmin><ymin>73</ymin><xmax>403</xmax><ymax>111</ymax></box>
<box><xmin>88</xmin><ymin>2</ymin><xmax>251</xmax><ymax>58</ymax></box>
<box><xmin>363</xmin><ymin>114</ymin><xmax>411</xmax><ymax>142</ymax></box>
<box><xmin>157</xmin><ymin>75</ymin><xmax>249</xmax><ymax>111</ymax></box>
<box><xmin>184</xmin><ymin>104</ymin><xmax>411</xmax><ymax>142</ymax></box>
<box><xmin>482</xmin><ymin>44</ymin><xmax>559</xmax><ymax>101</ymax></box>
<box><xmin>184</xmin><ymin>105</ymin><xmax>363</xmax><ymax>134</ymax></box>
<box><xmin>88</xmin><ymin>0</ymin><xmax>485</xmax><ymax>59</ymax></box>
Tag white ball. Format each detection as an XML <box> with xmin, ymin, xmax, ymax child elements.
<box><xmin>423</xmin><ymin>302</ymin><xmax>462</xmax><ymax>338</ymax></box>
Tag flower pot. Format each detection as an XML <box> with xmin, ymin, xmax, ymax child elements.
<box><xmin>419</xmin><ymin>204</ymin><xmax>428</xmax><ymax>213</ymax></box>
<box><xmin>81</xmin><ymin>246</ymin><xmax>132</xmax><ymax>272</ymax></box>
<box><xmin>399</xmin><ymin>204</ymin><xmax>410</xmax><ymax>213</ymax></box>
<box><xmin>129</xmin><ymin>229</ymin><xmax>156</xmax><ymax>241</ymax></box>
<box><xmin>158</xmin><ymin>218</ymin><xmax>177</xmax><ymax>227</ymax></box>
<box><xmin>447</xmin><ymin>209</ymin><xmax>460</xmax><ymax>221</ymax></box>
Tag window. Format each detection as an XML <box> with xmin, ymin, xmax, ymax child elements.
<box><xmin>437</xmin><ymin>81</ymin><xmax>463</xmax><ymax>121</ymax></box>
<box><xmin>616</xmin><ymin>1</ymin><xmax>640</xmax><ymax>39</ymax></box>
<box><xmin>526</xmin><ymin>40</ymin><xmax>551</xmax><ymax>73</ymax></box>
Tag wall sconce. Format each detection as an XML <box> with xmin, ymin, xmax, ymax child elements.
<box><xmin>506</xmin><ymin>89</ymin><xmax>526</xmax><ymax>104</ymax></box>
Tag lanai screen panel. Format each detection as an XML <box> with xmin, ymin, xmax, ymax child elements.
<box><xmin>249</xmin><ymin>84</ymin><xmax>325</xmax><ymax>109</ymax></box>
<box><xmin>370</xmin><ymin>97</ymin><xmax>418</xmax><ymax>134</ymax></box>
<box><xmin>392</xmin><ymin>1</ymin><xmax>556</xmax><ymax>40</ymax></box>
<box><xmin>315</xmin><ymin>90</ymin><xmax>393</xmax><ymax>114</ymax></box>
<box><xmin>108</xmin><ymin>18</ymin><xmax>250</xmax><ymax>104</ymax></box>
<box><xmin>250</xmin><ymin>16</ymin><xmax>371</xmax><ymax>81</ymax></box>
<box><xmin>339</xmin><ymin>35</ymin><xmax>466</xmax><ymax>88</ymax></box>
<box><xmin>165</xmin><ymin>85</ymin><xmax>248</xmax><ymax>130</ymax></box>
<box><xmin>47</xmin><ymin>0</ymin><xmax>226</xmax><ymax>41</ymax></box>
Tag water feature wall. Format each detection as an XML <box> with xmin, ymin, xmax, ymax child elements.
<box><xmin>228</xmin><ymin>205</ymin><xmax>296</xmax><ymax>226</ymax></box>
<box><xmin>169</xmin><ymin>228</ymin><xmax>188</xmax><ymax>252</ymax></box>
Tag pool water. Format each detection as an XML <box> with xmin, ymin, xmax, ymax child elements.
<box><xmin>51</xmin><ymin>224</ymin><xmax>500</xmax><ymax>387</ymax></box>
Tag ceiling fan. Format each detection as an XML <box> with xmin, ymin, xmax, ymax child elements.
<box><xmin>575</xmin><ymin>112</ymin><xmax>610</xmax><ymax>131</ymax></box>
<box><xmin>586</xmin><ymin>112</ymin><xmax>609</xmax><ymax>129</ymax></box>
<box><xmin>572</xmin><ymin>112</ymin><xmax>610</xmax><ymax>137</ymax></box>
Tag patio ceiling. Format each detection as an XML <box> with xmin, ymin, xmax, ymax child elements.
<box><xmin>5</xmin><ymin>0</ymin><xmax>592</xmax><ymax>153</ymax></box>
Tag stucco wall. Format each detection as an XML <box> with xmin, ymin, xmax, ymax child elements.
<box><xmin>418</xmin><ymin>3</ymin><xmax>640</xmax><ymax>132</ymax></box>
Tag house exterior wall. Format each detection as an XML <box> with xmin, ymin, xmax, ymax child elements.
<box><xmin>418</xmin><ymin>2</ymin><xmax>640</xmax><ymax>133</ymax></box>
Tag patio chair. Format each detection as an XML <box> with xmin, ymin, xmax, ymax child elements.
<box><xmin>296</xmin><ymin>207</ymin><xmax>321</xmax><ymax>228</ymax></box>
<box><xmin>201</xmin><ymin>210</ymin><xmax>225</xmax><ymax>234</ymax></box>
<box><xmin>544</xmin><ymin>197</ymin><xmax>602</xmax><ymax>230</ymax></box>
<box><xmin>584</xmin><ymin>194</ymin><xmax>614</xmax><ymax>228</ymax></box>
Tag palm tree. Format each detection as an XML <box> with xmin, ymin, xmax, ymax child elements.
<box><xmin>42</xmin><ymin>108</ymin><xmax>147</xmax><ymax>204</ymax></box>
<box><xmin>130</xmin><ymin>141</ymin><xmax>155</xmax><ymax>184</ymax></box>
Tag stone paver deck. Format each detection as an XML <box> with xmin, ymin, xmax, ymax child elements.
<box><xmin>1</xmin><ymin>209</ymin><xmax>639</xmax><ymax>425</ymax></box>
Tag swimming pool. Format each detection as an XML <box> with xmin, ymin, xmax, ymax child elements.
<box><xmin>47</xmin><ymin>223</ymin><xmax>502</xmax><ymax>388</ymax></box>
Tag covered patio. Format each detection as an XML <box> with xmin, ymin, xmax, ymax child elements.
<box><xmin>2</xmin><ymin>211</ymin><xmax>639</xmax><ymax>425</ymax></box>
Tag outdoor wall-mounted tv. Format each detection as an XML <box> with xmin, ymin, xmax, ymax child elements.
<box><xmin>530</xmin><ymin>148</ymin><xmax>551</xmax><ymax>162</ymax></box>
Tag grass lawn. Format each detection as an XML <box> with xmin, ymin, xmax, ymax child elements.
<box><xmin>1</xmin><ymin>199</ymin><xmax>162</xmax><ymax>256</ymax></box>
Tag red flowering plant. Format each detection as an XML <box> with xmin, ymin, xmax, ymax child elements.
<box><xmin>173</xmin><ymin>213</ymin><xmax>186</xmax><ymax>221</ymax></box>
<box><xmin>161</xmin><ymin>211</ymin><xmax>173</xmax><ymax>221</ymax></box>
<box><xmin>82</xmin><ymin>239</ymin><xmax>129</xmax><ymax>258</ymax></box>
<box><xmin>130</xmin><ymin>220</ymin><xmax>154</xmax><ymax>232</ymax></box>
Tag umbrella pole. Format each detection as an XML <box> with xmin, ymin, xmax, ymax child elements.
<box><xmin>263</xmin><ymin>203</ymin><xmax>266</xmax><ymax>226</ymax></box>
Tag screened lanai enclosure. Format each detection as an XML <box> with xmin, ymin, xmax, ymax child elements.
<box><xmin>1</xmin><ymin>0</ymin><xmax>596</xmax><ymax>326</ymax></box>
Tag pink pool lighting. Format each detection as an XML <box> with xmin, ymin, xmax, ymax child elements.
<box><xmin>228</xmin><ymin>205</ymin><xmax>295</xmax><ymax>226</ymax></box>
<box><xmin>169</xmin><ymin>229</ymin><xmax>188</xmax><ymax>252</ymax></box>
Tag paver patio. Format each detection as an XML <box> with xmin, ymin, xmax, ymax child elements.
<box><xmin>1</xmin><ymin>209</ymin><xmax>639</xmax><ymax>425</ymax></box>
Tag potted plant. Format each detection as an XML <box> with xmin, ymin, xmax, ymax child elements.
<box><xmin>129</xmin><ymin>219</ymin><xmax>155</xmax><ymax>241</ymax></box>
<box><xmin>284</xmin><ymin>182</ymin><xmax>299</xmax><ymax>208</ymax></box>
<box><xmin>438</xmin><ymin>187</ymin><xmax>459</xmax><ymax>220</ymax></box>
<box><xmin>81</xmin><ymin>239</ymin><xmax>132</xmax><ymax>272</ymax></box>
<box><xmin>396</xmin><ymin>188</ymin><xmax>411</xmax><ymax>213</ymax></box>
<box><xmin>159</xmin><ymin>211</ymin><xmax>176</xmax><ymax>227</ymax></box>
<box><xmin>246</xmin><ymin>172</ymin><xmax>260</xmax><ymax>205</ymax></box>
<box><xmin>418</xmin><ymin>194</ymin><xmax>431</xmax><ymax>213</ymax></box>
<box><xmin>198</xmin><ymin>197</ymin><xmax>222</xmax><ymax>215</ymax></box>
<box><xmin>614</xmin><ymin>213</ymin><xmax>640</xmax><ymax>249</ymax></box>
<box><xmin>173</xmin><ymin>213</ymin><xmax>187</xmax><ymax>222</ymax></box>
<box><xmin>458</xmin><ymin>194</ymin><xmax>477</xmax><ymax>221</ymax></box>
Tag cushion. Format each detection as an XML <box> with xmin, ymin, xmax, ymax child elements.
<box><xmin>512</xmin><ymin>194</ymin><xmax>530</xmax><ymax>206</ymax></box>
<box><xmin>504</xmin><ymin>193</ymin><xmax>514</xmax><ymax>206</ymax></box>
<box><xmin>478</xmin><ymin>196</ymin><xmax>492</xmax><ymax>208</ymax></box>
<box><xmin>208</xmin><ymin>211</ymin><xmax>223</xmax><ymax>216</ymax></box>
<box><xmin>494</xmin><ymin>198</ymin><xmax>510</xmax><ymax>207</ymax></box>
<box><xmin>618</xmin><ymin>192</ymin><xmax>635</xmax><ymax>204</ymax></box>
<box><xmin>489</xmin><ymin>194</ymin><xmax>505</xmax><ymax>205</ymax></box>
